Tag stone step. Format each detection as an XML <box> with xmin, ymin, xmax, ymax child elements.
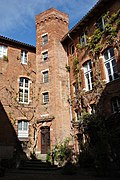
<box><xmin>18</xmin><ymin>160</ymin><xmax>58</xmax><ymax>171</ymax></box>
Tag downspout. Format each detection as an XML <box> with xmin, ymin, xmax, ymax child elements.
<box><xmin>67</xmin><ymin>33</ymin><xmax>75</xmax><ymax>147</ymax></box>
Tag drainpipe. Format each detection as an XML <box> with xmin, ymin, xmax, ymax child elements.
<box><xmin>67</xmin><ymin>33</ymin><xmax>75</xmax><ymax>147</ymax></box>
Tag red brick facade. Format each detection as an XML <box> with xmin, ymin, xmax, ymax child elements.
<box><xmin>62</xmin><ymin>0</ymin><xmax>120</xmax><ymax>152</ymax></box>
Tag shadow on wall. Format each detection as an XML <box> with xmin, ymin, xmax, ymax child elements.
<box><xmin>0</xmin><ymin>101</ymin><xmax>24</xmax><ymax>160</ymax></box>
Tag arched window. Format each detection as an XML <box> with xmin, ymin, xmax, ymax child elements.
<box><xmin>111</xmin><ymin>97</ymin><xmax>120</xmax><ymax>113</ymax></box>
<box><xmin>18</xmin><ymin>120</ymin><xmax>29</xmax><ymax>139</ymax></box>
<box><xmin>103</xmin><ymin>48</ymin><xmax>118</xmax><ymax>82</ymax></box>
<box><xmin>19</xmin><ymin>77</ymin><xmax>30</xmax><ymax>104</ymax></box>
<box><xmin>83</xmin><ymin>60</ymin><xmax>93</xmax><ymax>91</ymax></box>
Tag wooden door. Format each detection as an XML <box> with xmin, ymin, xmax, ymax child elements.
<box><xmin>41</xmin><ymin>127</ymin><xmax>50</xmax><ymax>154</ymax></box>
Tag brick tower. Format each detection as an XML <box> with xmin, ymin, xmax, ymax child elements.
<box><xmin>35</xmin><ymin>8</ymin><xmax>71</xmax><ymax>157</ymax></box>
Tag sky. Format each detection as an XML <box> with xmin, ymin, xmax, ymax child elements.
<box><xmin>0</xmin><ymin>0</ymin><xmax>98</xmax><ymax>46</ymax></box>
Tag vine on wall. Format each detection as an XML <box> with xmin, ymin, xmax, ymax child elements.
<box><xmin>71</xmin><ymin>9</ymin><xmax>120</xmax><ymax>122</ymax></box>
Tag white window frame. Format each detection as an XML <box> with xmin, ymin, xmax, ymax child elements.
<box><xmin>41</xmin><ymin>70</ymin><xmax>49</xmax><ymax>83</ymax></box>
<box><xmin>97</xmin><ymin>16</ymin><xmax>106</xmax><ymax>31</ymax></box>
<box><xmin>0</xmin><ymin>45</ymin><xmax>7</xmax><ymax>58</ymax></box>
<box><xmin>84</xmin><ymin>60</ymin><xmax>93</xmax><ymax>91</ymax></box>
<box><xmin>111</xmin><ymin>97</ymin><xmax>120</xmax><ymax>113</ymax></box>
<box><xmin>18</xmin><ymin>120</ymin><xmax>29</xmax><ymax>138</ymax></box>
<box><xmin>42</xmin><ymin>50</ymin><xmax>48</xmax><ymax>61</ymax></box>
<box><xmin>19</xmin><ymin>77</ymin><xmax>30</xmax><ymax>104</ymax></box>
<box><xmin>104</xmin><ymin>48</ymin><xmax>118</xmax><ymax>83</ymax></box>
<box><xmin>42</xmin><ymin>91</ymin><xmax>49</xmax><ymax>104</ymax></box>
<box><xmin>70</xmin><ymin>44</ymin><xmax>74</xmax><ymax>55</ymax></box>
<box><xmin>75</xmin><ymin>111</ymin><xmax>81</xmax><ymax>121</ymax></box>
<box><xmin>20</xmin><ymin>50</ymin><xmax>28</xmax><ymax>64</ymax></box>
<box><xmin>42</xmin><ymin>33</ymin><xmax>48</xmax><ymax>45</ymax></box>
<box><xmin>80</xmin><ymin>32</ymin><xmax>87</xmax><ymax>46</ymax></box>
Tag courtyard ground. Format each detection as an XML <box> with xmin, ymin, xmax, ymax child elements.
<box><xmin>0</xmin><ymin>168</ymin><xmax>120</xmax><ymax>180</ymax></box>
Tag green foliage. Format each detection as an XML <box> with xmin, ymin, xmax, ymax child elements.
<box><xmin>73</xmin><ymin>57</ymin><xmax>79</xmax><ymax>66</ymax></box>
<box><xmin>65</xmin><ymin>64</ymin><xmax>70</xmax><ymax>72</ymax></box>
<box><xmin>87</xmin><ymin>9</ymin><xmax>120</xmax><ymax>55</ymax></box>
<box><xmin>46</xmin><ymin>150</ymin><xmax>51</xmax><ymax>164</ymax></box>
<box><xmin>78</xmin><ymin>113</ymin><xmax>120</xmax><ymax>175</ymax></box>
<box><xmin>76</xmin><ymin>44</ymin><xmax>83</xmax><ymax>50</ymax></box>
<box><xmin>51</xmin><ymin>138</ymin><xmax>74</xmax><ymax>166</ymax></box>
<box><xmin>3</xmin><ymin>55</ymin><xmax>8</xmax><ymax>61</ymax></box>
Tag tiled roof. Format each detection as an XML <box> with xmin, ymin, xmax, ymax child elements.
<box><xmin>0</xmin><ymin>35</ymin><xmax>36</xmax><ymax>51</ymax></box>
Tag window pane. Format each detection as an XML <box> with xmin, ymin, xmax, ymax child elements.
<box><xmin>18</xmin><ymin>121</ymin><xmax>22</xmax><ymax>130</ymax></box>
<box><xmin>19</xmin><ymin>89</ymin><xmax>23</xmax><ymax>102</ymax></box>
<box><xmin>70</xmin><ymin>44</ymin><xmax>74</xmax><ymax>54</ymax></box>
<box><xmin>43</xmin><ymin>71</ymin><xmax>48</xmax><ymax>83</ymax></box>
<box><xmin>84</xmin><ymin>60</ymin><xmax>93</xmax><ymax>91</ymax></box>
<box><xmin>43</xmin><ymin>92</ymin><xmax>49</xmax><ymax>103</ymax></box>
<box><xmin>42</xmin><ymin>35</ymin><xmax>48</xmax><ymax>45</ymax></box>
<box><xmin>80</xmin><ymin>32</ymin><xmax>87</xmax><ymax>46</ymax></box>
<box><xmin>20</xmin><ymin>51</ymin><xmax>28</xmax><ymax>64</ymax></box>
<box><xmin>20</xmin><ymin>78</ymin><xmax>24</xmax><ymax>87</ymax></box>
<box><xmin>109</xmin><ymin>48</ymin><xmax>114</xmax><ymax>58</ymax></box>
<box><xmin>104</xmin><ymin>48</ymin><xmax>118</xmax><ymax>82</ymax></box>
<box><xmin>112</xmin><ymin>97</ymin><xmax>120</xmax><ymax>113</ymax></box>
<box><xmin>0</xmin><ymin>45</ymin><xmax>7</xmax><ymax>58</ymax></box>
<box><xmin>25</xmin><ymin>79</ymin><xmax>28</xmax><ymax>87</ymax></box>
<box><xmin>23</xmin><ymin>121</ymin><xmax>28</xmax><ymax>131</ymax></box>
<box><xmin>104</xmin><ymin>51</ymin><xmax>109</xmax><ymax>61</ymax></box>
<box><xmin>19</xmin><ymin>78</ymin><xmax>29</xmax><ymax>103</ymax></box>
<box><xmin>42</xmin><ymin>51</ymin><xmax>48</xmax><ymax>61</ymax></box>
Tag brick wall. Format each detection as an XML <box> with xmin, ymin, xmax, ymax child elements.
<box><xmin>35</xmin><ymin>8</ymin><xmax>71</xmax><ymax>154</ymax></box>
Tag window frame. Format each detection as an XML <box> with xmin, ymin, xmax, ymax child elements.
<box><xmin>42</xmin><ymin>92</ymin><xmax>49</xmax><ymax>104</ymax></box>
<box><xmin>0</xmin><ymin>45</ymin><xmax>7</xmax><ymax>59</ymax></box>
<box><xmin>20</xmin><ymin>50</ymin><xmax>28</xmax><ymax>64</ymax></box>
<box><xmin>42</xmin><ymin>33</ymin><xmax>48</xmax><ymax>45</ymax></box>
<box><xmin>83</xmin><ymin>60</ymin><xmax>93</xmax><ymax>91</ymax></box>
<box><xmin>80</xmin><ymin>32</ymin><xmax>87</xmax><ymax>47</ymax></box>
<box><xmin>19</xmin><ymin>77</ymin><xmax>30</xmax><ymax>104</ymax></box>
<box><xmin>42</xmin><ymin>50</ymin><xmax>48</xmax><ymax>61</ymax></box>
<box><xmin>111</xmin><ymin>97</ymin><xmax>120</xmax><ymax>113</ymax></box>
<box><xmin>96</xmin><ymin>16</ymin><xmax>106</xmax><ymax>31</ymax></box>
<box><xmin>42</xmin><ymin>70</ymin><xmax>49</xmax><ymax>83</ymax></box>
<box><xmin>70</xmin><ymin>44</ymin><xmax>74</xmax><ymax>55</ymax></box>
<box><xmin>103</xmin><ymin>48</ymin><xmax>118</xmax><ymax>83</ymax></box>
<box><xmin>18</xmin><ymin>120</ymin><xmax>29</xmax><ymax>138</ymax></box>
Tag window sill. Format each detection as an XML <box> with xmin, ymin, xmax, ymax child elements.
<box><xmin>42</xmin><ymin>102</ymin><xmax>49</xmax><ymax>105</ymax></box>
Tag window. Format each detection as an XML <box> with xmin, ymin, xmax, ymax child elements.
<box><xmin>20</xmin><ymin>50</ymin><xmax>28</xmax><ymax>64</ymax></box>
<box><xmin>90</xmin><ymin>104</ymin><xmax>96</xmax><ymax>114</ymax></box>
<box><xmin>96</xmin><ymin>16</ymin><xmax>106</xmax><ymax>31</ymax></box>
<box><xmin>70</xmin><ymin>44</ymin><xmax>74</xmax><ymax>55</ymax></box>
<box><xmin>80</xmin><ymin>32</ymin><xmax>87</xmax><ymax>46</ymax></box>
<box><xmin>0</xmin><ymin>45</ymin><xmax>7</xmax><ymax>58</ymax></box>
<box><xmin>43</xmin><ymin>92</ymin><xmax>49</xmax><ymax>103</ymax></box>
<box><xmin>83</xmin><ymin>60</ymin><xmax>93</xmax><ymax>91</ymax></box>
<box><xmin>42</xmin><ymin>51</ymin><xmax>48</xmax><ymax>61</ymax></box>
<box><xmin>75</xmin><ymin>111</ymin><xmax>81</xmax><ymax>121</ymax></box>
<box><xmin>111</xmin><ymin>97</ymin><xmax>120</xmax><ymax>113</ymax></box>
<box><xmin>43</xmin><ymin>71</ymin><xmax>48</xmax><ymax>83</ymax></box>
<box><xmin>19</xmin><ymin>77</ymin><xmax>30</xmax><ymax>103</ymax></box>
<box><xmin>18</xmin><ymin>120</ymin><xmax>29</xmax><ymax>138</ymax></box>
<box><xmin>104</xmin><ymin>48</ymin><xmax>118</xmax><ymax>82</ymax></box>
<box><xmin>42</xmin><ymin>34</ymin><xmax>48</xmax><ymax>45</ymax></box>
